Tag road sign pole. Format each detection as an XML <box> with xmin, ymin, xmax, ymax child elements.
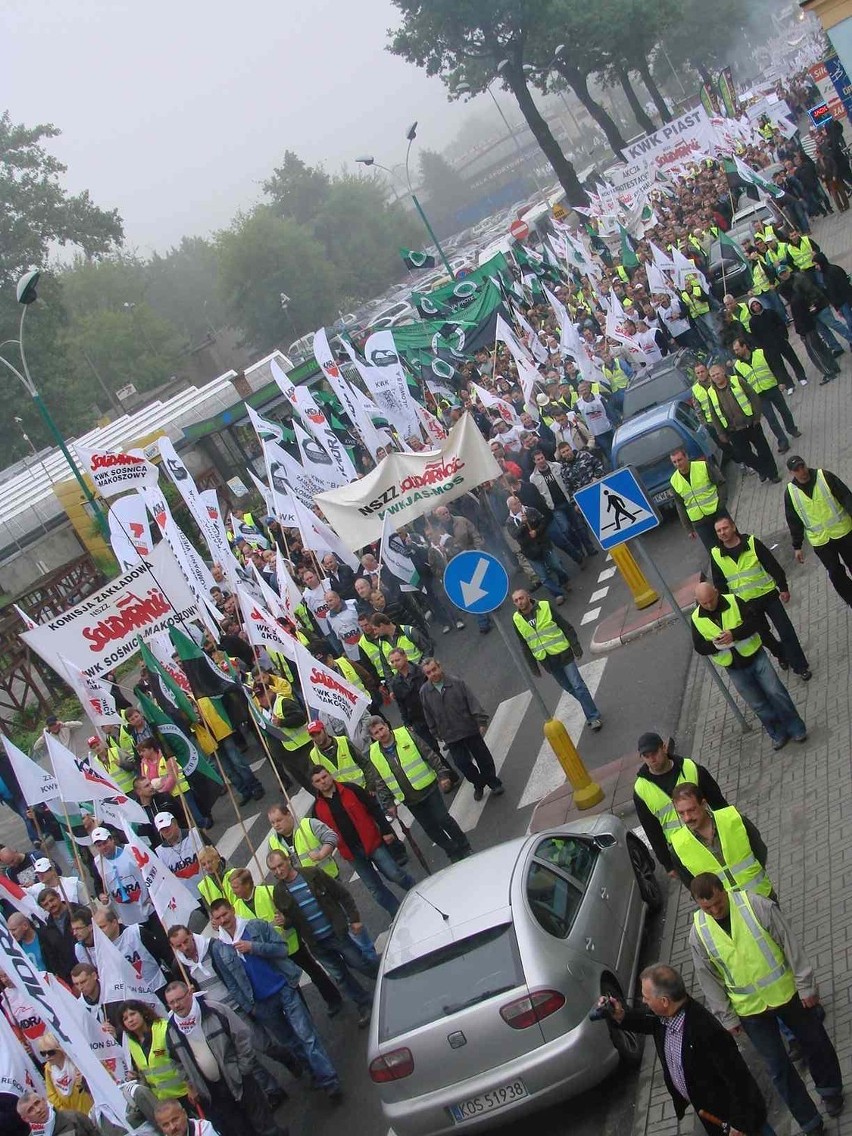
<box><xmin>609</xmin><ymin>544</ymin><xmax>659</xmax><ymax>609</ymax></box>
<box><xmin>492</xmin><ymin>612</ymin><xmax>604</xmax><ymax>810</ymax></box>
<box><xmin>633</xmin><ymin>538</ymin><xmax>750</xmax><ymax>732</ymax></box>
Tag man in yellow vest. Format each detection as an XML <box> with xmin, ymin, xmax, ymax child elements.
<box><xmin>669</xmin><ymin>447</ymin><xmax>727</xmax><ymax>551</ymax></box>
<box><xmin>632</xmin><ymin>731</ymin><xmax>727</xmax><ymax>877</ymax></box>
<box><xmin>731</xmin><ymin>337</ymin><xmax>801</xmax><ymax>454</ymax></box>
<box><xmin>784</xmin><ymin>455</ymin><xmax>852</xmax><ymax>607</ymax></box>
<box><xmin>266</xmin><ymin>800</ymin><xmax>339</xmax><ymax>877</ymax></box>
<box><xmin>366</xmin><ymin>716</ymin><xmax>472</xmax><ymax>864</ymax></box>
<box><xmin>510</xmin><ymin>587</ymin><xmax>602</xmax><ymax>729</ymax></box>
<box><xmin>706</xmin><ymin>363</ymin><xmax>779</xmax><ymax>483</ymax></box>
<box><xmin>689</xmin><ymin>872</ymin><xmax>845</xmax><ymax>1129</ymax></box>
<box><xmin>691</xmin><ymin>582</ymin><xmax>807</xmax><ymax>750</ymax></box>
<box><xmin>710</xmin><ymin>515</ymin><xmax>811</xmax><ymax>679</ymax></box>
<box><xmin>669</xmin><ymin>783</ymin><xmax>772</xmax><ymax>896</ymax></box>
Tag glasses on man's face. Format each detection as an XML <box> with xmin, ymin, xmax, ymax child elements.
<box><xmin>41</xmin><ymin>1049</ymin><xmax>58</xmax><ymax>1057</ymax></box>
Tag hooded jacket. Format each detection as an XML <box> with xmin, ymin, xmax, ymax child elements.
<box><xmin>746</xmin><ymin>298</ymin><xmax>790</xmax><ymax>349</ymax></box>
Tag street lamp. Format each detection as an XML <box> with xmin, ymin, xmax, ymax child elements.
<box><xmin>356</xmin><ymin>122</ymin><xmax>454</xmax><ymax>278</ymax></box>
<box><xmin>0</xmin><ymin>271</ymin><xmax>109</xmax><ymax>539</ymax></box>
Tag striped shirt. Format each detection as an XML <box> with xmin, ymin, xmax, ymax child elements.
<box><xmin>285</xmin><ymin>876</ymin><xmax>333</xmax><ymax>940</ymax></box>
<box><xmin>662</xmin><ymin>1009</ymin><xmax>689</xmax><ymax>1101</ymax></box>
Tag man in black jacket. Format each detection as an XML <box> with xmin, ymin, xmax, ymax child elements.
<box><xmin>505</xmin><ymin>499</ymin><xmax>571</xmax><ymax>601</ymax></box>
<box><xmin>632</xmin><ymin>733</ymin><xmax>727</xmax><ymax>876</ymax></box>
<box><xmin>746</xmin><ymin>297</ymin><xmax>809</xmax><ymax>393</ymax></box>
<box><xmin>604</xmin><ymin>964</ymin><xmax>770</xmax><ymax>1136</ymax></box>
<box><xmin>385</xmin><ymin>649</ymin><xmax>441</xmax><ymax>753</ymax></box>
<box><xmin>321</xmin><ymin>553</ymin><xmax>356</xmax><ymax>600</ymax></box>
<box><xmin>784</xmin><ymin>455</ymin><xmax>852</xmax><ymax>606</ymax></box>
<box><xmin>814</xmin><ymin>252</ymin><xmax>852</xmax><ymax>339</ymax></box>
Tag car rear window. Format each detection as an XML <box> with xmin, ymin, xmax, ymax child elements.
<box><xmin>617</xmin><ymin>425</ymin><xmax>683</xmax><ymax>469</ymax></box>
<box><xmin>623</xmin><ymin>370</ymin><xmax>688</xmax><ymax>418</ymax></box>
<box><xmin>378</xmin><ymin>923</ymin><xmax>524</xmax><ymax>1041</ymax></box>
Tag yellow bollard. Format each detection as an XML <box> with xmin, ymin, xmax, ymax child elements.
<box><xmin>610</xmin><ymin>544</ymin><xmax>659</xmax><ymax>610</ymax></box>
<box><xmin>543</xmin><ymin>718</ymin><xmax>604</xmax><ymax>809</ymax></box>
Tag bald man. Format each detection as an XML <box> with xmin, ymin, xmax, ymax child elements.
<box><xmin>690</xmin><ymin>582</ymin><xmax>807</xmax><ymax>749</ymax></box>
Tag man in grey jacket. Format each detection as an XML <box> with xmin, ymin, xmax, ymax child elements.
<box><xmin>419</xmin><ymin>658</ymin><xmax>503</xmax><ymax>802</ymax></box>
<box><xmin>164</xmin><ymin>983</ymin><xmax>287</xmax><ymax>1136</ymax></box>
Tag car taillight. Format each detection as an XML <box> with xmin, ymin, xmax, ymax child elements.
<box><xmin>369</xmin><ymin>1047</ymin><xmax>415</xmax><ymax>1082</ymax></box>
<box><xmin>500</xmin><ymin>989</ymin><xmax>566</xmax><ymax>1029</ymax></box>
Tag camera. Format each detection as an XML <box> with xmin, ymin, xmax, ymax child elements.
<box><xmin>588</xmin><ymin>996</ymin><xmax>615</xmax><ymax>1022</ymax></box>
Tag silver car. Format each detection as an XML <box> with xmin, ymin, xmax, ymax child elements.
<box><xmin>367</xmin><ymin>814</ymin><xmax>662</xmax><ymax>1135</ymax></box>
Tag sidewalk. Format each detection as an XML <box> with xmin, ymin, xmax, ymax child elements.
<box><xmin>630</xmin><ymin>211</ymin><xmax>852</xmax><ymax>1136</ymax></box>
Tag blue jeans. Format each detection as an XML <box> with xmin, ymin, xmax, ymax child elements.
<box><xmin>725</xmin><ymin>649</ymin><xmax>807</xmax><ymax>744</ymax></box>
<box><xmin>555</xmin><ymin>503</ymin><xmax>596</xmax><ymax>556</ymax></box>
<box><xmin>311</xmin><ymin>932</ymin><xmax>378</xmax><ymax>1007</ymax></box>
<box><xmin>524</xmin><ymin>546</ymin><xmax>570</xmax><ymax>598</ymax></box>
<box><xmin>816</xmin><ymin>308</ymin><xmax>852</xmax><ymax>349</ymax></box>
<box><xmin>549</xmin><ymin>660</ymin><xmax>600</xmax><ymax>722</ymax></box>
<box><xmin>218</xmin><ymin>735</ymin><xmax>262</xmax><ymax>796</ymax></box>
<box><xmin>761</xmin><ymin>289</ymin><xmax>787</xmax><ymax>320</ymax></box>
<box><xmin>252</xmin><ymin>981</ymin><xmax>340</xmax><ymax>1089</ymax></box>
<box><xmin>348</xmin><ymin>923</ymin><xmax>380</xmax><ymax>965</ymax></box>
<box><xmin>547</xmin><ymin>511</ymin><xmax>583</xmax><ymax>564</ymax></box>
<box><xmin>837</xmin><ymin>301</ymin><xmax>852</xmax><ymax>338</ymax></box>
<box><xmin>351</xmin><ymin>844</ymin><xmax>415</xmax><ymax>916</ymax></box>
<box><xmin>757</xmin><ymin>594</ymin><xmax>809</xmax><ymax>674</ymax></box>
<box><xmin>740</xmin><ymin>995</ymin><xmax>842</xmax><ymax>1133</ymax></box>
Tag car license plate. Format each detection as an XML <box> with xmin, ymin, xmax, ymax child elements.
<box><xmin>448</xmin><ymin>1080</ymin><xmax>528</xmax><ymax>1123</ymax></box>
<box><xmin>653</xmin><ymin>488</ymin><xmax>674</xmax><ymax>504</ymax></box>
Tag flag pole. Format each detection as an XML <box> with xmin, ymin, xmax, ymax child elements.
<box><xmin>205</xmin><ymin>741</ymin><xmax>267</xmax><ymax>882</ymax></box>
<box><xmin>29</xmin><ymin>809</ymin><xmax>82</xmax><ymax>912</ymax></box>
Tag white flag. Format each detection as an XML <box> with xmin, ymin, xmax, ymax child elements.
<box><xmin>291</xmin><ymin>497</ymin><xmax>359</xmax><ymax>570</ymax></box>
<box><xmin>271</xmin><ymin>358</ymin><xmax>357</xmax><ymax>482</ymax></box>
<box><xmin>379</xmin><ymin>512</ymin><xmax>420</xmax><ymax>592</ymax></box>
<box><xmin>339</xmin><ymin>340</ymin><xmax>401</xmax><ymax>460</ymax></box>
<box><xmin>0</xmin><ymin>1005</ymin><xmax>44</xmax><ymax>1096</ymax></box>
<box><xmin>293</xmin><ymin>420</ymin><xmax>346</xmax><ymax>492</ymax></box>
<box><xmin>197</xmin><ymin>489</ymin><xmax>233</xmax><ymax>567</ymax></box>
<box><xmin>75</xmin><ymin>444</ymin><xmax>159</xmax><ymax>498</ymax></box>
<box><xmin>293</xmin><ymin>639</ymin><xmax>369</xmax><ymax>741</ymax></box>
<box><xmin>12</xmin><ymin>603</ymin><xmax>38</xmax><ymax>631</ymax></box>
<box><xmin>315</xmin><ymin>329</ymin><xmax>387</xmax><ymax>458</ymax></box>
<box><xmin>0</xmin><ymin>876</ymin><xmax>47</xmax><ymax>922</ymax></box>
<box><xmin>495</xmin><ymin>313</ymin><xmax>542</xmax><ymax>416</ymax></box>
<box><xmin>511</xmin><ymin>305</ymin><xmax>549</xmax><ymax>364</ymax></box>
<box><xmin>236</xmin><ymin>587</ymin><xmax>297</xmax><ymax>662</ymax></box>
<box><xmin>92</xmin><ymin>923</ymin><xmax>162</xmax><ymax>1005</ymax></box>
<box><xmin>45</xmin><ymin>735</ymin><xmax>148</xmax><ymax>824</ymax></box>
<box><xmin>276</xmin><ymin>547</ymin><xmax>305</xmax><ymax>620</ymax></box>
<box><xmin>0</xmin><ymin>928</ymin><xmax>129</xmax><ymax>1120</ymax></box>
<box><xmin>120</xmin><ymin>825</ymin><xmax>200</xmax><ymax>930</ymax></box>
<box><xmin>107</xmin><ymin>491</ymin><xmax>151</xmax><ymax>570</ymax></box>
<box><xmin>58</xmin><ymin>654</ymin><xmax>121</xmax><ymax>727</ymax></box>
<box><xmin>469</xmin><ymin>380</ymin><xmax>523</xmax><ymax>429</ymax></box>
<box><xmin>157</xmin><ymin>436</ymin><xmax>206</xmax><ymax>527</ymax></box>
<box><xmin>415</xmin><ymin>403</ymin><xmax>447</xmax><ymax>446</ymax></box>
<box><xmin>360</xmin><ymin>330</ymin><xmax>422</xmax><ymax>440</ymax></box>
<box><xmin>0</xmin><ymin>734</ymin><xmax>59</xmax><ymax>806</ymax></box>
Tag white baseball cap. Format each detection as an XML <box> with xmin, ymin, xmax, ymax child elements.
<box><xmin>33</xmin><ymin>858</ymin><xmax>52</xmax><ymax>874</ymax></box>
<box><xmin>154</xmin><ymin>812</ymin><xmax>176</xmax><ymax>832</ymax></box>
<box><xmin>90</xmin><ymin>827</ymin><xmax>111</xmax><ymax>843</ymax></box>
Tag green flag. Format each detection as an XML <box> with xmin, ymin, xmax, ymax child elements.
<box><xmin>135</xmin><ymin>689</ymin><xmax>222</xmax><ymax>784</ymax></box>
<box><xmin>618</xmin><ymin>224</ymin><xmax>640</xmax><ymax>270</ymax></box>
<box><xmin>136</xmin><ymin>637</ymin><xmax>198</xmax><ymax>723</ymax></box>
<box><xmin>401</xmin><ymin>248</ymin><xmax>436</xmax><ymax>270</ymax></box>
<box><xmin>169</xmin><ymin>627</ymin><xmax>239</xmax><ymax>699</ymax></box>
<box><xmin>719</xmin><ymin>228</ymin><xmax>750</xmax><ymax>267</ymax></box>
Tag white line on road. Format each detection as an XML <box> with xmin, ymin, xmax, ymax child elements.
<box><xmin>605</xmin><ymin>553</ymin><xmax>612</xmax><ymax>562</ymax></box>
<box><xmin>449</xmin><ymin>691</ymin><xmax>533</xmax><ymax>832</ymax></box>
<box><xmin>590</xmin><ymin>587</ymin><xmax>609</xmax><ymax>603</ymax></box>
<box><xmin>598</xmin><ymin>566</ymin><xmax>617</xmax><ymax>582</ymax></box>
<box><xmin>218</xmin><ymin>811</ymin><xmax>262</xmax><ymax>864</ymax></box>
<box><xmin>580</xmin><ymin>606</ymin><xmax>601</xmax><ymax>625</ymax></box>
<box><xmin>517</xmin><ymin>658</ymin><xmax>607</xmax><ymax>808</ymax></box>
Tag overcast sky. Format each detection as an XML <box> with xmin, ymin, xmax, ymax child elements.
<box><xmin>3</xmin><ymin>0</ymin><xmax>474</xmax><ymax>253</ymax></box>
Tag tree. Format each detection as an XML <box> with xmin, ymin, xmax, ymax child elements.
<box><xmin>216</xmin><ymin>207</ymin><xmax>340</xmax><ymax>349</ymax></box>
<box><xmin>417</xmin><ymin>149</ymin><xmax>470</xmax><ymax>231</ymax></box>
<box><xmin>388</xmin><ymin>0</ymin><xmax>589</xmax><ymax>206</ymax></box>
<box><xmin>262</xmin><ymin>151</ymin><xmax>331</xmax><ymax>226</ymax></box>
<box><xmin>658</xmin><ymin>0</ymin><xmax>758</xmax><ymax>86</ymax></box>
<box><xmin>144</xmin><ymin>237</ymin><xmax>230</xmax><ymax>346</ymax></box>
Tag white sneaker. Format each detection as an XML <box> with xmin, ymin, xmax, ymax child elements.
<box><xmin>455</xmin><ymin>620</ymin><xmax>465</xmax><ymax>630</ymax></box>
<box><xmin>441</xmin><ymin>625</ymin><xmax>451</xmax><ymax>634</ymax></box>
<box><xmin>799</xmin><ymin>378</ymin><xmax>809</xmax><ymax>387</ymax></box>
<box><xmin>423</xmin><ymin>610</ymin><xmax>433</xmax><ymax>622</ymax></box>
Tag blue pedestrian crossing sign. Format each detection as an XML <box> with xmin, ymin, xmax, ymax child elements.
<box><xmin>443</xmin><ymin>551</ymin><xmax>509</xmax><ymax>614</ymax></box>
<box><xmin>573</xmin><ymin>467</ymin><xmax>660</xmax><ymax>551</ymax></box>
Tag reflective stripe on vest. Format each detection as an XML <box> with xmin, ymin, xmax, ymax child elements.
<box><xmin>269</xmin><ymin>821</ymin><xmax>339</xmax><ymax>877</ymax></box>
<box><xmin>691</xmin><ymin>593</ymin><xmax>762</xmax><ymax>667</ymax></box>
<box><xmin>602</xmin><ymin>362</ymin><xmax>629</xmax><ymax>391</ymax></box>
<box><xmin>671</xmin><ymin>806</ymin><xmax>772</xmax><ymax>896</ymax></box>
<box><xmin>680</xmin><ymin>285</ymin><xmax>710</xmax><ymax>318</ymax></box>
<box><xmin>127</xmin><ymin>1020</ymin><xmax>188</xmax><ymax>1100</ymax></box>
<box><xmin>707</xmin><ymin>374</ymin><xmax>754</xmax><ymax>429</ymax></box>
<box><xmin>633</xmin><ymin>758</ymin><xmax>699</xmax><ymax>839</ymax></box>
<box><xmin>786</xmin><ymin>471</ymin><xmax>852</xmax><ymax>548</ymax></box>
<box><xmin>670</xmin><ymin>461</ymin><xmax>719</xmax><ymax>521</ymax></box>
<box><xmin>512</xmin><ymin>601</ymin><xmax>571</xmax><ymax>661</ymax></box>
<box><xmin>104</xmin><ymin>741</ymin><xmax>135</xmax><ymax>795</ymax></box>
<box><xmin>310</xmin><ymin>735</ymin><xmax>365</xmax><ymax>787</ymax></box>
<box><xmin>233</xmin><ymin>884</ymin><xmax>298</xmax><ymax>954</ymax></box>
<box><xmin>734</xmin><ymin>349</ymin><xmax>776</xmax><ymax>394</ymax></box>
<box><xmin>711</xmin><ymin>536</ymin><xmax>775</xmax><ymax>601</ymax></box>
<box><xmin>198</xmin><ymin>869</ymin><xmax>235</xmax><ymax>908</ymax></box>
<box><xmin>271</xmin><ymin>696</ymin><xmax>311</xmax><ymax>750</ymax></box>
<box><xmin>693</xmin><ymin>892</ymin><xmax>796</xmax><ymax>1015</ymax></box>
<box><xmin>335</xmin><ymin>656</ymin><xmax>367</xmax><ymax>693</ymax></box>
<box><xmin>159</xmin><ymin>755</ymin><xmax>189</xmax><ymax>797</ymax></box>
<box><xmin>692</xmin><ymin>382</ymin><xmax>713</xmax><ymax>422</ymax></box>
<box><xmin>368</xmin><ymin>726</ymin><xmax>436</xmax><ymax>804</ymax></box>
<box><xmin>788</xmin><ymin>237</ymin><xmax>815</xmax><ymax>271</ymax></box>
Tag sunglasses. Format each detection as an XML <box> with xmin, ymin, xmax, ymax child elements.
<box><xmin>41</xmin><ymin>1049</ymin><xmax>58</xmax><ymax>1057</ymax></box>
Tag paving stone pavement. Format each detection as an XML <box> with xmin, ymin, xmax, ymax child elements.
<box><xmin>632</xmin><ymin>209</ymin><xmax>852</xmax><ymax>1136</ymax></box>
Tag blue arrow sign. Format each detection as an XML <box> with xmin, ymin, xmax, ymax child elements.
<box><xmin>573</xmin><ymin>467</ymin><xmax>660</xmax><ymax>551</ymax></box>
<box><xmin>443</xmin><ymin>551</ymin><xmax>509</xmax><ymax>614</ymax></box>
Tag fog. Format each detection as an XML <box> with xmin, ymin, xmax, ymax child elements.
<box><xmin>2</xmin><ymin>0</ymin><xmax>466</xmax><ymax>251</ymax></box>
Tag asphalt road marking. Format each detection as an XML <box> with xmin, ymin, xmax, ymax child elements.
<box><xmin>449</xmin><ymin>691</ymin><xmax>533</xmax><ymax>832</ymax></box>
<box><xmin>598</xmin><ymin>566</ymin><xmax>617</xmax><ymax>582</ymax></box>
<box><xmin>517</xmin><ymin>658</ymin><xmax>607</xmax><ymax>808</ymax></box>
<box><xmin>581</xmin><ymin>606</ymin><xmax>601</xmax><ymax>625</ymax></box>
<box><xmin>590</xmin><ymin>587</ymin><xmax>609</xmax><ymax>603</ymax></box>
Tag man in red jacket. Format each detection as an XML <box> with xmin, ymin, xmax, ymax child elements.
<box><xmin>309</xmin><ymin>766</ymin><xmax>416</xmax><ymax>916</ymax></box>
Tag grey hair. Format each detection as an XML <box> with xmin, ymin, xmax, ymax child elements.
<box><xmin>640</xmin><ymin>963</ymin><xmax>687</xmax><ymax>1002</ymax></box>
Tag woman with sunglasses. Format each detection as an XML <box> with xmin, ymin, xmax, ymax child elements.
<box><xmin>36</xmin><ymin>1034</ymin><xmax>93</xmax><ymax>1116</ymax></box>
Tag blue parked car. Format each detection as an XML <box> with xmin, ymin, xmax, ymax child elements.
<box><xmin>611</xmin><ymin>399</ymin><xmax>721</xmax><ymax>512</ymax></box>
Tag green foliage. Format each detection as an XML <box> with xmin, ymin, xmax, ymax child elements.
<box><xmin>263</xmin><ymin>151</ymin><xmax>332</xmax><ymax>226</ymax></box>
<box><xmin>418</xmin><ymin>150</ymin><xmax>470</xmax><ymax>232</ymax></box>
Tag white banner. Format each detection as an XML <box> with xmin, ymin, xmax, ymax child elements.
<box><xmin>21</xmin><ymin>543</ymin><xmax>199</xmax><ymax>679</ymax></box>
<box><xmin>46</xmin><ymin>735</ymin><xmax>149</xmax><ymax>825</ymax></box>
<box><xmin>291</xmin><ymin>497</ymin><xmax>360</xmax><ymax>569</ymax></box>
<box><xmin>271</xmin><ymin>358</ymin><xmax>357</xmax><ymax>482</ymax></box>
<box><xmin>75</xmin><ymin>444</ymin><xmax>159</xmax><ymax>498</ymax></box>
<box><xmin>293</xmin><ymin>639</ymin><xmax>369</xmax><ymax>741</ymax></box>
<box><xmin>622</xmin><ymin>106</ymin><xmax>717</xmax><ymax>171</ymax></box>
<box><xmin>92</xmin><ymin>923</ymin><xmax>162</xmax><ymax>1006</ymax></box>
<box><xmin>361</xmin><ymin>330</ymin><xmax>422</xmax><ymax>440</ymax></box>
<box><xmin>0</xmin><ymin>1005</ymin><xmax>44</xmax><ymax>1097</ymax></box>
<box><xmin>237</xmin><ymin>587</ymin><xmax>297</xmax><ymax>661</ymax></box>
<box><xmin>316</xmin><ymin>412</ymin><xmax>501</xmax><ymax>549</ymax></box>
<box><xmin>293</xmin><ymin>420</ymin><xmax>345</xmax><ymax>492</ymax></box>
<box><xmin>107</xmin><ymin>491</ymin><xmax>151</xmax><ymax>570</ymax></box>
<box><xmin>0</xmin><ymin>926</ymin><xmax>129</xmax><ymax>1119</ymax></box>
<box><xmin>57</xmin><ymin>654</ymin><xmax>121</xmax><ymax>727</ymax></box>
<box><xmin>0</xmin><ymin>734</ymin><xmax>59</xmax><ymax>806</ymax></box>
<box><xmin>120</xmin><ymin>825</ymin><xmax>200</xmax><ymax>930</ymax></box>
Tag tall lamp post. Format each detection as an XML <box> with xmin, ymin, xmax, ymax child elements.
<box><xmin>0</xmin><ymin>271</ymin><xmax>109</xmax><ymax>539</ymax></box>
<box><xmin>356</xmin><ymin>122</ymin><xmax>455</xmax><ymax>278</ymax></box>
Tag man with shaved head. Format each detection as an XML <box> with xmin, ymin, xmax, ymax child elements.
<box><xmin>690</xmin><ymin>582</ymin><xmax>807</xmax><ymax>749</ymax></box>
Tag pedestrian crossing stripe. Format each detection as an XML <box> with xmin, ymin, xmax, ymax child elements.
<box><xmin>574</xmin><ymin>466</ymin><xmax>660</xmax><ymax>551</ymax></box>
